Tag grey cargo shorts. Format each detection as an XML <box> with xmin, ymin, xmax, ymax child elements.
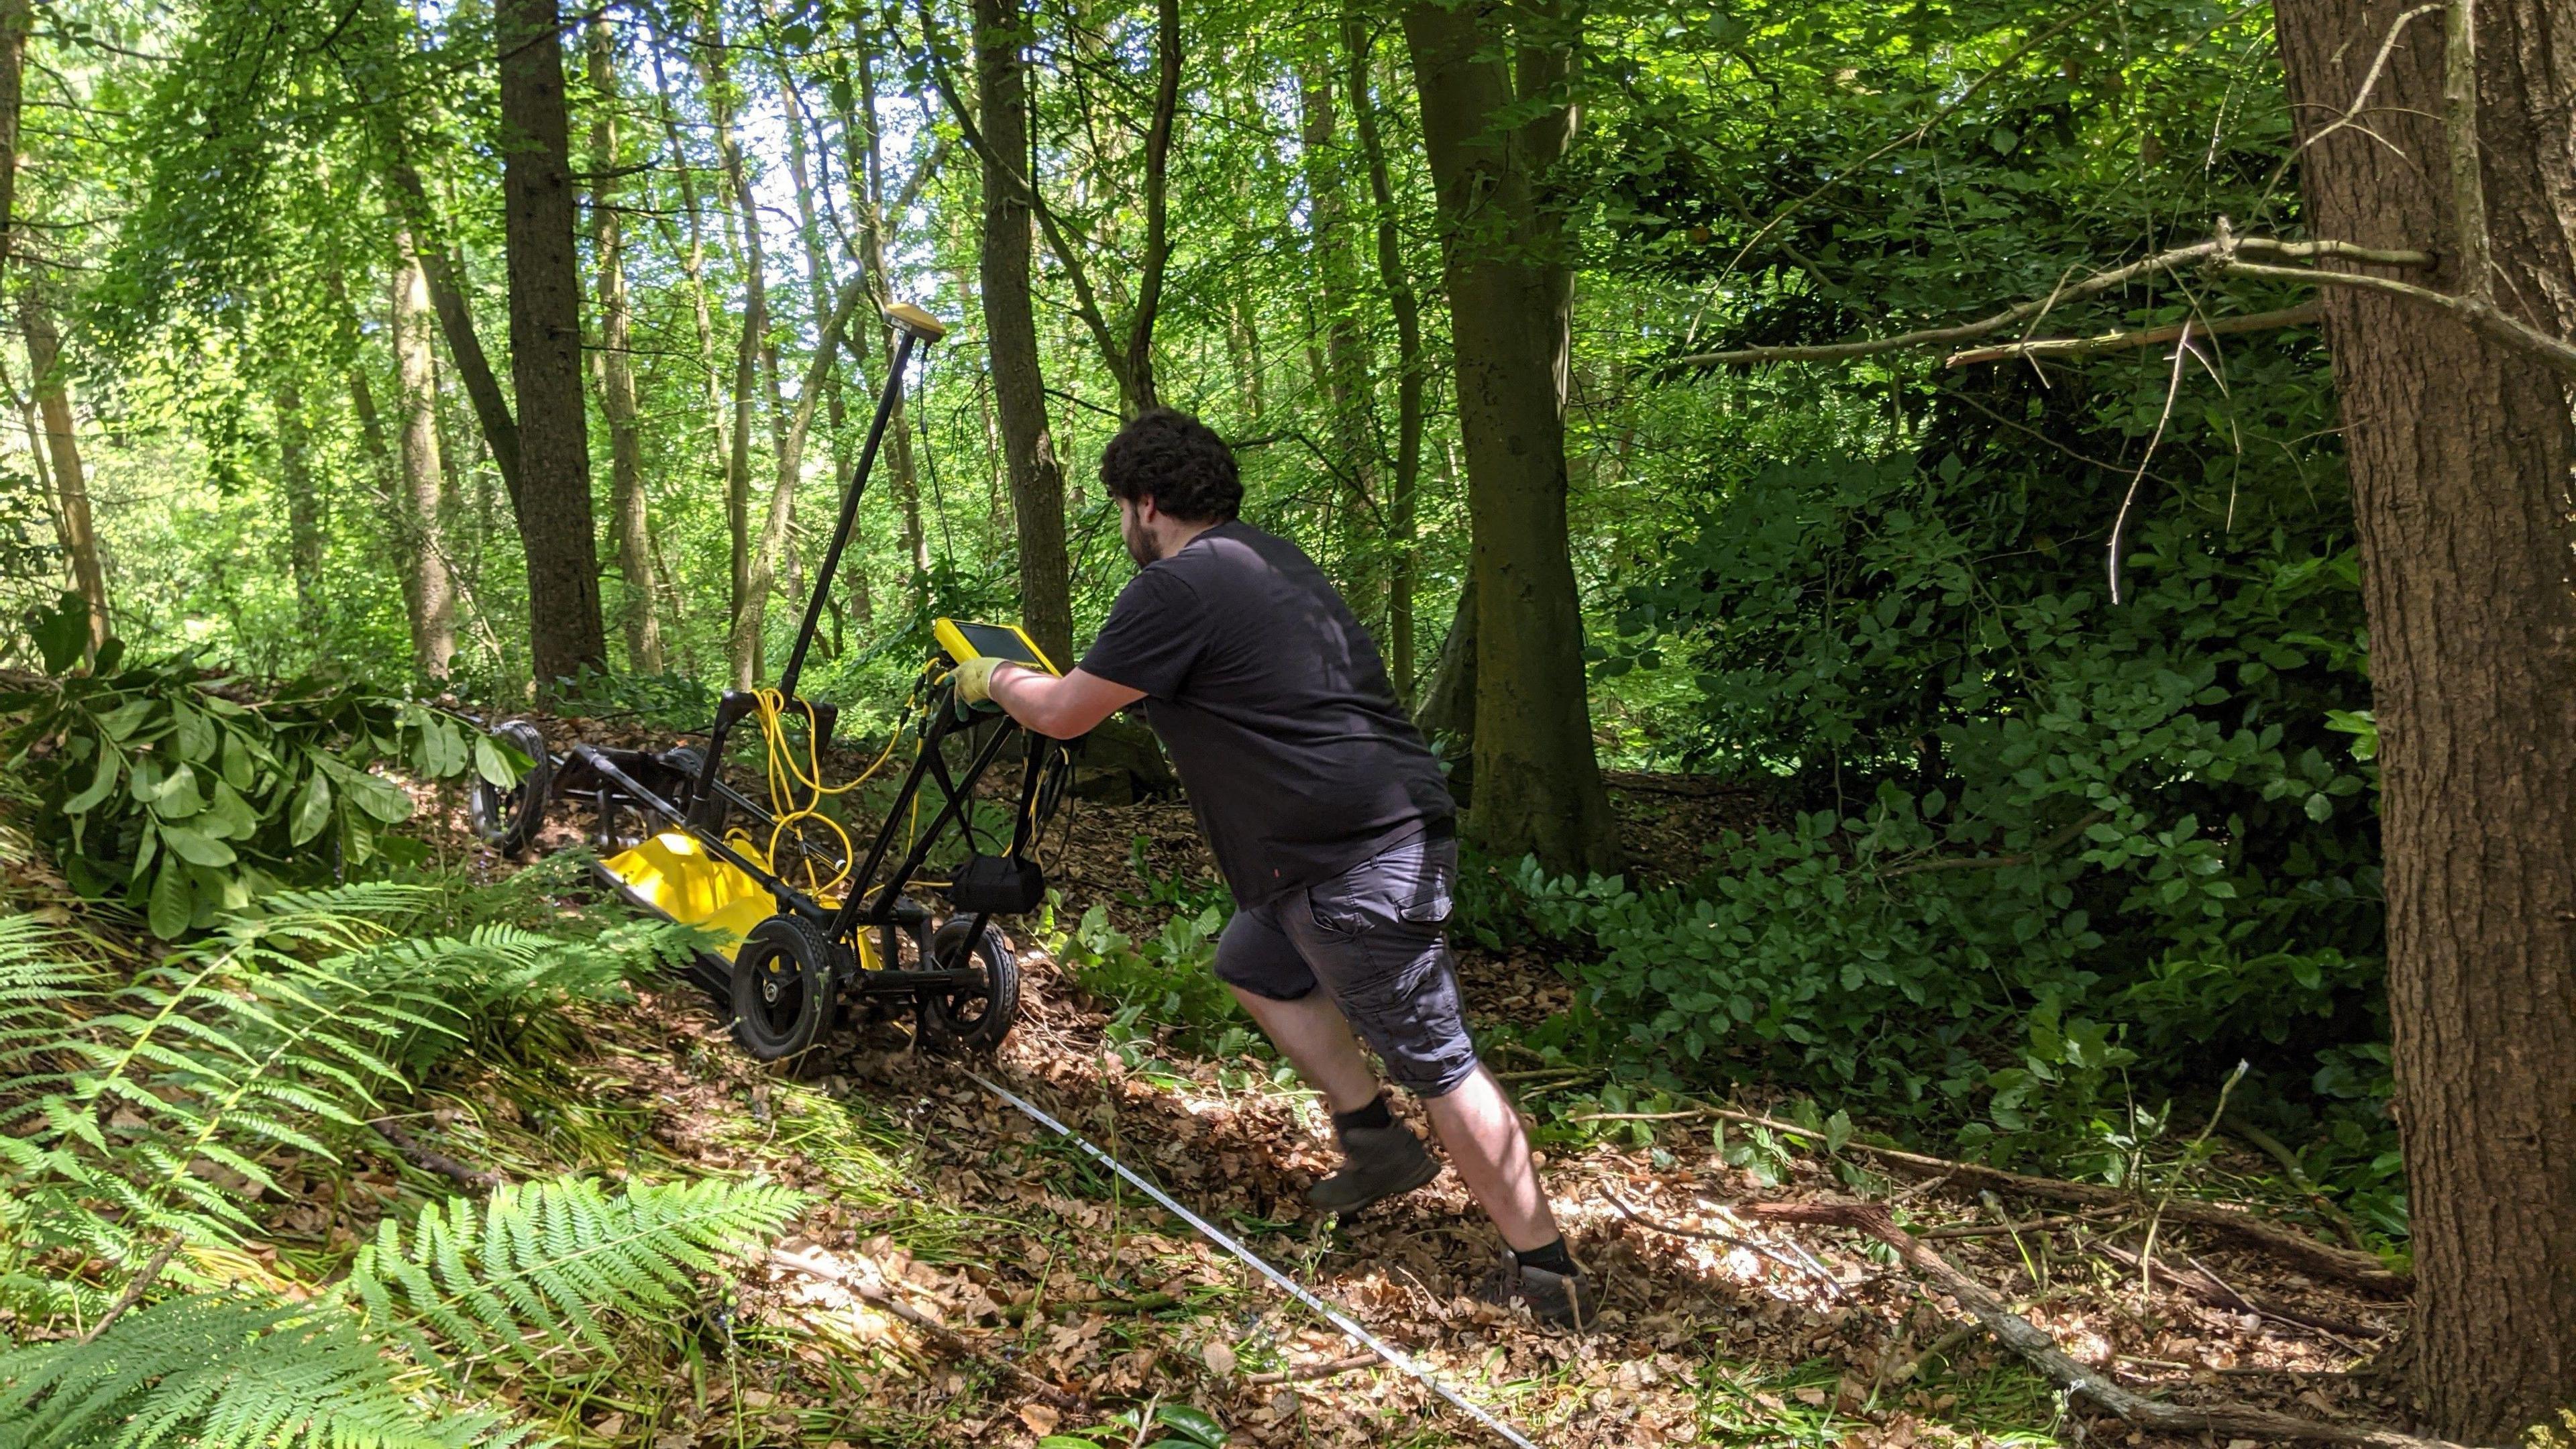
<box><xmin>1213</xmin><ymin>829</ymin><xmax>1481</xmax><ymax>1097</ymax></box>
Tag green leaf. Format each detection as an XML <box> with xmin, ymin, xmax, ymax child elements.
<box><xmin>149</xmin><ymin>762</ymin><xmax>207</xmax><ymax>820</ymax></box>
<box><xmin>2303</xmin><ymin>792</ymin><xmax>2334</xmax><ymax>822</ymax></box>
<box><xmin>171</xmin><ymin>700</ymin><xmax>215</xmax><ymax>761</ymax></box>
<box><xmin>64</xmin><ymin>752</ymin><xmax>120</xmax><ymax>814</ymax></box>
<box><xmin>343</xmin><ymin>767</ymin><xmax>413</xmax><ymax>824</ymax></box>
<box><xmin>31</xmin><ymin>590</ymin><xmax>89</xmax><ymax>673</ymax></box>
<box><xmin>473</xmin><ymin>734</ymin><xmax>518</xmax><ymax>788</ymax></box>
<box><xmin>148</xmin><ymin>859</ymin><xmax>194</xmax><ymax>939</ymax></box>
<box><xmin>159</xmin><ymin>823</ymin><xmax>237</xmax><ymax>868</ymax></box>
<box><xmin>1152</xmin><ymin>1405</ymin><xmax>1227</xmax><ymax>1445</ymax></box>
<box><xmin>289</xmin><ymin>767</ymin><xmax>333</xmax><ymax>847</ymax></box>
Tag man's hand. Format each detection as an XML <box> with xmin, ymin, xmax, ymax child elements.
<box><xmin>953</xmin><ymin>655</ymin><xmax>1006</xmax><ymax>709</ymax></box>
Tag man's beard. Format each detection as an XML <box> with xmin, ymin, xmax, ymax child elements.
<box><xmin>1122</xmin><ymin>514</ymin><xmax>1162</xmax><ymax>567</ymax></box>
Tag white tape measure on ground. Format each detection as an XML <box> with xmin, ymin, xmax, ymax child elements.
<box><xmin>963</xmin><ymin>1069</ymin><xmax>1546</xmax><ymax>1449</ymax></box>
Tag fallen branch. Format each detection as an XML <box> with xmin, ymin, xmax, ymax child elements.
<box><xmin>1700</xmin><ymin>1108</ymin><xmax>2408</xmax><ymax>1293</ymax></box>
<box><xmin>1945</xmin><ymin>303</ymin><xmax>2320</xmax><ymax>366</ymax></box>
<box><xmin>2226</xmin><ymin>1114</ymin><xmax>2371</xmax><ymax>1251</ymax></box>
<box><xmin>1000</xmin><ymin>1291</ymin><xmax>1177</xmax><ymax>1323</ymax></box>
<box><xmin>773</xmin><ymin>1248</ymin><xmax>1087</xmax><ymax>1413</ymax></box>
<box><xmin>1247</xmin><ymin>1352</ymin><xmax>1380</xmax><ymax>1386</ymax></box>
<box><xmin>78</xmin><ymin>1234</ymin><xmax>185</xmax><ymax>1345</ymax></box>
<box><xmin>1670</xmin><ymin>236</ymin><xmax>2428</xmax><ymax>368</ymax></box>
<box><xmin>370</xmin><ymin>1116</ymin><xmax>503</xmax><ymax>1191</ymax></box>
<box><xmin>1736</xmin><ymin>1197</ymin><xmax>2468</xmax><ymax>1449</ymax></box>
<box><xmin>2088</xmin><ymin>1238</ymin><xmax>2385</xmax><ymax>1344</ymax></box>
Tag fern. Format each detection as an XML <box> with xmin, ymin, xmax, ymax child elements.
<box><xmin>342</xmin><ymin>1175</ymin><xmax>806</xmax><ymax>1385</ymax></box>
<box><xmin>0</xmin><ymin>1294</ymin><xmax>521</xmax><ymax>1449</ymax></box>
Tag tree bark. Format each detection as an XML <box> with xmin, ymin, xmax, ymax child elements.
<box><xmin>973</xmin><ymin>0</ymin><xmax>1073</xmax><ymax>665</ymax></box>
<box><xmin>276</xmin><ymin>382</ymin><xmax>324</xmax><ymax>631</ymax></box>
<box><xmin>497</xmin><ymin>0</ymin><xmax>606</xmax><ymax>694</ymax></box>
<box><xmin>729</xmin><ymin>278</ymin><xmax>869</xmax><ymax>690</ymax></box>
<box><xmin>647</xmin><ymin>38</ymin><xmax>733</xmax><ymax>561</ymax></box>
<box><xmin>384</xmin><ymin>156</ymin><xmax>523</xmax><ymax>504</ymax></box>
<box><xmin>391</xmin><ymin>233</ymin><xmax>457</xmax><ymax>680</ymax></box>
<box><xmin>586</xmin><ymin>17</ymin><xmax>664</xmax><ymax>676</ymax></box>
<box><xmin>1401</xmin><ymin>0</ymin><xmax>1617</xmax><ymax>875</ymax></box>
<box><xmin>1346</xmin><ymin>17</ymin><xmax>1424</xmax><ymax>698</ymax></box>
<box><xmin>1414</xmin><ymin>576</ymin><xmax>1477</xmax><ymax>774</ymax></box>
<box><xmin>2273</xmin><ymin>0</ymin><xmax>2576</xmax><ymax>1437</ymax></box>
<box><xmin>21</xmin><ymin>291</ymin><xmax>107</xmax><ymax>656</ymax></box>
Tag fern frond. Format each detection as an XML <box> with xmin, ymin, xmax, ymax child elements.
<box><xmin>0</xmin><ymin>1293</ymin><xmax>521</xmax><ymax>1449</ymax></box>
<box><xmin>341</xmin><ymin>1175</ymin><xmax>805</xmax><ymax>1383</ymax></box>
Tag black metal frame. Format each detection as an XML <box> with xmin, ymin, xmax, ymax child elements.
<box><xmin>478</xmin><ymin>305</ymin><xmax>1074</xmax><ymax>1036</ymax></box>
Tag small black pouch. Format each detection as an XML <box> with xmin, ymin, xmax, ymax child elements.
<box><xmin>951</xmin><ymin>854</ymin><xmax>1046</xmax><ymax>914</ymax></box>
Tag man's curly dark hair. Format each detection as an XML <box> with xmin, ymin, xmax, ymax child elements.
<box><xmin>1098</xmin><ymin>409</ymin><xmax>1242</xmax><ymax>522</ymax></box>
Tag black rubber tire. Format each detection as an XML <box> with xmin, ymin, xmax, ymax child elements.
<box><xmin>468</xmin><ymin>720</ymin><xmax>552</xmax><ymax>857</ymax></box>
<box><xmin>658</xmin><ymin>745</ymin><xmax>729</xmax><ymax>834</ymax></box>
<box><xmin>917</xmin><ymin>919</ymin><xmax>1020</xmax><ymax>1055</ymax></box>
<box><xmin>731</xmin><ymin>914</ymin><xmax>845</xmax><ymax>1063</ymax></box>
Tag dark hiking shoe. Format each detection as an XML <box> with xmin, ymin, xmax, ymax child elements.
<box><xmin>1305</xmin><ymin>1123</ymin><xmax>1441</xmax><ymax>1214</ymax></box>
<box><xmin>1475</xmin><ymin>1251</ymin><xmax>1599</xmax><ymax>1330</ymax></box>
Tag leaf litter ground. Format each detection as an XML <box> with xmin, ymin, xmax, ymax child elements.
<box><xmin>103</xmin><ymin>715</ymin><xmax>2420</xmax><ymax>1448</ymax></box>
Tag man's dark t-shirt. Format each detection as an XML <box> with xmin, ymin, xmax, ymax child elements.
<box><xmin>1077</xmin><ymin>520</ymin><xmax>1453</xmax><ymax>905</ymax></box>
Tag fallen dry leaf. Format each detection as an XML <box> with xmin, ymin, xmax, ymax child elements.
<box><xmin>1202</xmin><ymin>1338</ymin><xmax>1238</xmax><ymax>1375</ymax></box>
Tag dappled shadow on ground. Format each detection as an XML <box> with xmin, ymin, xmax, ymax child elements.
<box><xmin>367</xmin><ymin>738</ymin><xmax>2417</xmax><ymax>1448</ymax></box>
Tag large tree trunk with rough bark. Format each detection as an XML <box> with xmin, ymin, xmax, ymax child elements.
<box><xmin>21</xmin><ymin>291</ymin><xmax>107</xmax><ymax>657</ymax></box>
<box><xmin>2273</xmin><ymin>0</ymin><xmax>2576</xmax><ymax>1437</ymax></box>
<box><xmin>392</xmin><ymin>233</ymin><xmax>457</xmax><ymax>680</ymax></box>
<box><xmin>497</xmin><ymin>0</ymin><xmax>606</xmax><ymax>693</ymax></box>
<box><xmin>974</xmin><ymin>0</ymin><xmax>1073</xmax><ymax>665</ymax></box>
<box><xmin>1401</xmin><ymin>0</ymin><xmax>1617</xmax><ymax>876</ymax></box>
<box><xmin>586</xmin><ymin>19</ymin><xmax>663</xmax><ymax>676</ymax></box>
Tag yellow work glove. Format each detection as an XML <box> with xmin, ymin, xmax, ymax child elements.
<box><xmin>952</xmin><ymin>655</ymin><xmax>1007</xmax><ymax>711</ymax></box>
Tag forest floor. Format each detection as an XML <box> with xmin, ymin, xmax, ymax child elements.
<box><xmin>3</xmin><ymin>709</ymin><xmax>2424</xmax><ymax>1449</ymax></box>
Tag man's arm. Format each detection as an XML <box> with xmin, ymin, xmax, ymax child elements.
<box><xmin>987</xmin><ymin>665</ymin><xmax>1144</xmax><ymax>739</ymax></box>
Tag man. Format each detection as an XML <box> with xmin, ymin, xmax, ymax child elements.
<box><xmin>953</xmin><ymin>409</ymin><xmax>1594</xmax><ymax>1327</ymax></box>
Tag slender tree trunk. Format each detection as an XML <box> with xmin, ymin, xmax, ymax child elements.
<box><xmin>587</xmin><ymin>18</ymin><xmax>664</xmax><ymax>675</ymax></box>
<box><xmin>647</xmin><ymin>41</ymin><xmax>733</xmax><ymax>533</ymax></box>
<box><xmin>973</xmin><ymin>0</ymin><xmax>1072</xmax><ymax>665</ymax></box>
<box><xmin>847</xmin><ymin>43</ymin><xmax>932</xmax><ymax>608</ymax></box>
<box><xmin>21</xmin><ymin>292</ymin><xmax>107</xmax><ymax>655</ymax></box>
<box><xmin>1401</xmin><ymin>0</ymin><xmax>1615</xmax><ymax>875</ymax></box>
<box><xmin>276</xmin><ymin>382</ymin><xmax>324</xmax><ymax>631</ymax></box>
<box><xmin>497</xmin><ymin>0</ymin><xmax>606</xmax><ymax>692</ymax></box>
<box><xmin>729</xmin><ymin>279</ymin><xmax>869</xmax><ymax>689</ymax></box>
<box><xmin>0</xmin><ymin>0</ymin><xmax>32</xmax><ymax>296</ymax></box>
<box><xmin>699</xmin><ymin>5</ymin><xmax>769</xmax><ymax>682</ymax></box>
<box><xmin>2273</xmin><ymin>0</ymin><xmax>2576</xmax><ymax>1436</ymax></box>
<box><xmin>393</xmin><ymin>233</ymin><xmax>458</xmax><ymax>680</ymax></box>
<box><xmin>383</xmin><ymin>158</ymin><xmax>523</xmax><ymax>503</ymax></box>
<box><xmin>1347</xmin><ymin>16</ymin><xmax>1424</xmax><ymax>697</ymax></box>
<box><xmin>1297</xmin><ymin>54</ymin><xmax>1381</xmax><ymax>623</ymax></box>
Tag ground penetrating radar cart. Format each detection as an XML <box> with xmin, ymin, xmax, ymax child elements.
<box><xmin>467</xmin><ymin>305</ymin><xmax>1075</xmax><ymax>1065</ymax></box>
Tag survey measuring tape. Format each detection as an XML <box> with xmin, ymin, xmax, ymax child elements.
<box><xmin>962</xmin><ymin>1069</ymin><xmax>1547</xmax><ymax>1449</ymax></box>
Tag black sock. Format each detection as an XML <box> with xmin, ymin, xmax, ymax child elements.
<box><xmin>1513</xmin><ymin>1238</ymin><xmax>1577</xmax><ymax>1277</ymax></box>
<box><xmin>1331</xmin><ymin>1094</ymin><xmax>1393</xmax><ymax>1134</ymax></box>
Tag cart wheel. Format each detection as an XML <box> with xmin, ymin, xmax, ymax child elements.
<box><xmin>918</xmin><ymin>918</ymin><xmax>1020</xmax><ymax>1054</ymax></box>
<box><xmin>469</xmin><ymin>720</ymin><xmax>552</xmax><ymax>857</ymax></box>
<box><xmin>659</xmin><ymin>745</ymin><xmax>729</xmax><ymax>833</ymax></box>
<box><xmin>731</xmin><ymin>914</ymin><xmax>845</xmax><ymax>1064</ymax></box>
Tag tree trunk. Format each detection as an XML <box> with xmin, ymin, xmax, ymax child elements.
<box><xmin>974</xmin><ymin>0</ymin><xmax>1073</xmax><ymax>665</ymax></box>
<box><xmin>497</xmin><ymin>0</ymin><xmax>606</xmax><ymax>694</ymax></box>
<box><xmin>0</xmin><ymin>0</ymin><xmax>32</xmax><ymax>296</ymax></box>
<box><xmin>700</xmin><ymin>4</ymin><xmax>769</xmax><ymax>684</ymax></box>
<box><xmin>384</xmin><ymin>158</ymin><xmax>523</xmax><ymax>503</ymax></box>
<box><xmin>2272</xmin><ymin>1</ymin><xmax>2576</xmax><ymax>1437</ymax></box>
<box><xmin>647</xmin><ymin>40</ymin><xmax>733</xmax><ymax>551</ymax></box>
<box><xmin>1401</xmin><ymin>0</ymin><xmax>1617</xmax><ymax>876</ymax></box>
<box><xmin>586</xmin><ymin>18</ymin><xmax>663</xmax><ymax>676</ymax></box>
<box><xmin>391</xmin><ymin>233</ymin><xmax>458</xmax><ymax>680</ymax></box>
<box><xmin>847</xmin><ymin>42</ymin><xmax>932</xmax><ymax>609</ymax></box>
<box><xmin>729</xmin><ymin>278</ymin><xmax>869</xmax><ymax>690</ymax></box>
<box><xmin>21</xmin><ymin>292</ymin><xmax>107</xmax><ymax>656</ymax></box>
<box><xmin>1346</xmin><ymin>15</ymin><xmax>1424</xmax><ymax>698</ymax></box>
<box><xmin>1297</xmin><ymin>54</ymin><xmax>1381</xmax><ymax>624</ymax></box>
<box><xmin>276</xmin><ymin>382</ymin><xmax>324</xmax><ymax>631</ymax></box>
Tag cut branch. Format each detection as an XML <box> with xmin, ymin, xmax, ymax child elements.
<box><xmin>1731</xmin><ymin>1197</ymin><xmax>2461</xmax><ymax>1449</ymax></box>
<box><xmin>1945</xmin><ymin>304</ymin><xmax>2320</xmax><ymax>366</ymax></box>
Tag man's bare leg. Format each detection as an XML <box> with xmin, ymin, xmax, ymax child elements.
<box><xmin>1419</xmin><ymin>1065</ymin><xmax>1560</xmax><ymax>1250</ymax></box>
<box><xmin>1229</xmin><ymin>986</ymin><xmax>1560</xmax><ymax>1250</ymax></box>
<box><xmin>1227</xmin><ymin>985</ymin><xmax>1379</xmax><ymax>1112</ymax></box>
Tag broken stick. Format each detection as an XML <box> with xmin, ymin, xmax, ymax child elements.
<box><xmin>1727</xmin><ymin>1197</ymin><xmax>2468</xmax><ymax>1449</ymax></box>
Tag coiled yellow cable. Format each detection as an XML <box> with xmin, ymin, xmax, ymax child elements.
<box><xmin>745</xmin><ymin>682</ymin><xmax>917</xmax><ymax>900</ymax></box>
